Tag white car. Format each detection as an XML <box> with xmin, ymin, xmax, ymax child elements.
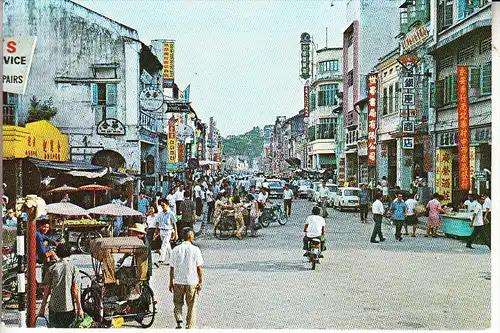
<box><xmin>307</xmin><ymin>182</ymin><xmax>322</xmax><ymax>201</ymax></box>
<box><xmin>297</xmin><ymin>179</ymin><xmax>312</xmax><ymax>198</ymax></box>
<box><xmin>334</xmin><ymin>187</ymin><xmax>361</xmax><ymax>211</ymax></box>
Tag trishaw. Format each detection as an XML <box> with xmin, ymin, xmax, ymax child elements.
<box><xmin>81</xmin><ymin>237</ymin><xmax>156</xmax><ymax>328</ymax></box>
<box><xmin>215</xmin><ymin>208</ymin><xmax>250</xmax><ymax>240</ymax></box>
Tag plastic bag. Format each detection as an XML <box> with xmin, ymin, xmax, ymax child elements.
<box><xmin>69</xmin><ymin>314</ymin><xmax>94</xmax><ymax>328</ymax></box>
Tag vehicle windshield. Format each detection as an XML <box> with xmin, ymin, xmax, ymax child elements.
<box><xmin>343</xmin><ymin>190</ymin><xmax>359</xmax><ymax>196</ymax></box>
<box><xmin>326</xmin><ymin>185</ymin><xmax>337</xmax><ymax>190</ymax></box>
<box><xmin>299</xmin><ymin>180</ymin><xmax>311</xmax><ymax>186</ymax></box>
<box><xmin>268</xmin><ymin>181</ymin><xmax>282</xmax><ymax>188</ymax></box>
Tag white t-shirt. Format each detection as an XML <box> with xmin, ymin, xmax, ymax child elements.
<box><xmin>405</xmin><ymin>198</ymin><xmax>417</xmax><ymax>216</ymax></box>
<box><xmin>305</xmin><ymin>215</ymin><xmax>326</xmax><ymax>238</ymax></box>
<box><xmin>194</xmin><ymin>185</ymin><xmax>202</xmax><ymax>199</ymax></box>
<box><xmin>146</xmin><ymin>215</ymin><xmax>157</xmax><ymax>229</ymax></box>
<box><xmin>283</xmin><ymin>189</ymin><xmax>294</xmax><ymax>200</ymax></box>
<box><xmin>258</xmin><ymin>192</ymin><xmax>268</xmax><ymax>204</ymax></box>
<box><xmin>483</xmin><ymin>197</ymin><xmax>491</xmax><ymax>212</ymax></box>
<box><xmin>167</xmin><ymin>194</ymin><xmax>176</xmax><ymax>207</ymax></box>
<box><xmin>463</xmin><ymin>199</ymin><xmax>477</xmax><ymax>212</ymax></box>
<box><xmin>175</xmin><ymin>190</ymin><xmax>185</xmax><ymax>201</ymax></box>
<box><xmin>318</xmin><ymin>187</ymin><xmax>329</xmax><ymax>198</ymax></box>
<box><xmin>170</xmin><ymin>241</ymin><xmax>204</xmax><ymax>285</ymax></box>
<box><xmin>371</xmin><ymin>199</ymin><xmax>385</xmax><ymax>215</ymax></box>
<box><xmin>472</xmin><ymin>203</ymin><xmax>484</xmax><ymax>227</ymax></box>
<box><xmin>206</xmin><ymin>190</ymin><xmax>214</xmax><ymax>203</ymax></box>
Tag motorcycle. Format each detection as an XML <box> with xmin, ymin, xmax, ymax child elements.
<box><xmin>260</xmin><ymin>204</ymin><xmax>288</xmax><ymax>227</ymax></box>
<box><xmin>306</xmin><ymin>237</ymin><xmax>322</xmax><ymax>270</ymax></box>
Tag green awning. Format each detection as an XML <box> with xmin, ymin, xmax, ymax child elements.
<box><xmin>318</xmin><ymin>154</ymin><xmax>336</xmax><ymax>164</ymax></box>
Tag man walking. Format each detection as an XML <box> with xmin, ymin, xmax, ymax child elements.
<box><xmin>481</xmin><ymin>192</ymin><xmax>491</xmax><ymax>248</ymax></box>
<box><xmin>169</xmin><ymin>228</ymin><xmax>204</xmax><ymax>329</ymax></box>
<box><xmin>137</xmin><ymin>192</ymin><xmax>149</xmax><ymax>215</ymax></box>
<box><xmin>390</xmin><ymin>192</ymin><xmax>408</xmax><ymax>241</ymax></box>
<box><xmin>318</xmin><ymin>181</ymin><xmax>329</xmax><ymax>218</ymax></box>
<box><xmin>154</xmin><ymin>199</ymin><xmax>178</xmax><ymax>265</ymax></box>
<box><xmin>206</xmin><ymin>184</ymin><xmax>215</xmax><ymax>225</ymax></box>
<box><xmin>358</xmin><ymin>183</ymin><xmax>369</xmax><ymax>223</ymax></box>
<box><xmin>194</xmin><ymin>179</ymin><xmax>204</xmax><ymax>217</ymax></box>
<box><xmin>466</xmin><ymin>195</ymin><xmax>491</xmax><ymax>250</ymax></box>
<box><xmin>370</xmin><ymin>193</ymin><xmax>386</xmax><ymax>243</ymax></box>
<box><xmin>283</xmin><ymin>184</ymin><xmax>294</xmax><ymax>217</ymax></box>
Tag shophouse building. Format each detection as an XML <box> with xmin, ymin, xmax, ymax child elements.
<box><xmin>307</xmin><ymin>47</ymin><xmax>343</xmax><ymax>174</ymax></box>
<box><xmin>283</xmin><ymin>111</ymin><xmax>306</xmax><ymax>172</ymax></box>
<box><xmin>427</xmin><ymin>0</ymin><xmax>491</xmax><ymax>204</ymax></box>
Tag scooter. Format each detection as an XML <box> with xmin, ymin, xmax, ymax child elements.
<box><xmin>260</xmin><ymin>204</ymin><xmax>288</xmax><ymax>227</ymax></box>
<box><xmin>306</xmin><ymin>237</ymin><xmax>322</xmax><ymax>270</ymax></box>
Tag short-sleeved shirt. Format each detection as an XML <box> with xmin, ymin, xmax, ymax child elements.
<box><xmin>405</xmin><ymin>198</ymin><xmax>417</xmax><ymax>216</ymax></box>
<box><xmin>283</xmin><ymin>189</ymin><xmax>294</xmax><ymax>200</ymax></box>
<box><xmin>391</xmin><ymin>200</ymin><xmax>408</xmax><ymax>221</ymax></box>
<box><xmin>258</xmin><ymin>192</ymin><xmax>268</xmax><ymax>204</ymax></box>
<box><xmin>156</xmin><ymin>209</ymin><xmax>177</xmax><ymax>230</ymax></box>
<box><xmin>43</xmin><ymin>260</ymin><xmax>80</xmax><ymax>312</ymax></box>
<box><xmin>206</xmin><ymin>190</ymin><xmax>214</xmax><ymax>203</ymax></box>
<box><xmin>5</xmin><ymin>216</ymin><xmax>17</xmax><ymax>226</ymax></box>
<box><xmin>463</xmin><ymin>200</ymin><xmax>477</xmax><ymax>212</ymax></box>
<box><xmin>482</xmin><ymin>197</ymin><xmax>491</xmax><ymax>212</ymax></box>
<box><xmin>146</xmin><ymin>215</ymin><xmax>157</xmax><ymax>229</ymax></box>
<box><xmin>138</xmin><ymin>198</ymin><xmax>149</xmax><ymax>214</ymax></box>
<box><xmin>472</xmin><ymin>203</ymin><xmax>484</xmax><ymax>226</ymax></box>
<box><xmin>371</xmin><ymin>199</ymin><xmax>385</xmax><ymax>215</ymax></box>
<box><xmin>194</xmin><ymin>185</ymin><xmax>202</xmax><ymax>199</ymax></box>
<box><xmin>175</xmin><ymin>190</ymin><xmax>185</xmax><ymax>201</ymax></box>
<box><xmin>170</xmin><ymin>241</ymin><xmax>204</xmax><ymax>286</ymax></box>
<box><xmin>358</xmin><ymin>190</ymin><xmax>369</xmax><ymax>205</ymax></box>
<box><xmin>318</xmin><ymin>187</ymin><xmax>329</xmax><ymax>198</ymax></box>
<box><xmin>305</xmin><ymin>215</ymin><xmax>326</xmax><ymax>238</ymax></box>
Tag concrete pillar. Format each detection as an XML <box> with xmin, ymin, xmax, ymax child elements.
<box><xmin>397</xmin><ymin>138</ymin><xmax>413</xmax><ymax>191</ymax></box>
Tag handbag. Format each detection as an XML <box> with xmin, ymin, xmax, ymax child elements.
<box><xmin>414</xmin><ymin>203</ymin><xmax>427</xmax><ymax>217</ymax></box>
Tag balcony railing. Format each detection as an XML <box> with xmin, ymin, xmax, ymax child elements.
<box><xmin>3</xmin><ymin>105</ymin><xmax>16</xmax><ymax>125</ymax></box>
<box><xmin>139</xmin><ymin>111</ymin><xmax>156</xmax><ymax>132</ymax></box>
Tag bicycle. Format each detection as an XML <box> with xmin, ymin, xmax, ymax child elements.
<box><xmin>214</xmin><ymin>209</ymin><xmax>250</xmax><ymax>240</ymax></box>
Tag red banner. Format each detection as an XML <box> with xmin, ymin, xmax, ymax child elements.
<box><xmin>303</xmin><ymin>86</ymin><xmax>310</xmax><ymax>117</ymax></box>
<box><xmin>177</xmin><ymin>143</ymin><xmax>185</xmax><ymax>163</ymax></box>
<box><xmin>367</xmin><ymin>73</ymin><xmax>377</xmax><ymax>164</ymax></box>
<box><xmin>423</xmin><ymin>135</ymin><xmax>433</xmax><ymax>172</ymax></box>
<box><xmin>457</xmin><ymin>66</ymin><xmax>470</xmax><ymax>190</ymax></box>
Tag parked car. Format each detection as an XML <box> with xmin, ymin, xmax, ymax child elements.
<box><xmin>333</xmin><ymin>187</ymin><xmax>361</xmax><ymax>211</ymax></box>
<box><xmin>265</xmin><ymin>179</ymin><xmax>285</xmax><ymax>198</ymax></box>
<box><xmin>297</xmin><ymin>179</ymin><xmax>312</xmax><ymax>198</ymax></box>
<box><xmin>307</xmin><ymin>182</ymin><xmax>322</xmax><ymax>201</ymax></box>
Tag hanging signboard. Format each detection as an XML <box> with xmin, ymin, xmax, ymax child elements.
<box><xmin>167</xmin><ymin>117</ymin><xmax>177</xmax><ymax>163</ymax></box>
<box><xmin>457</xmin><ymin>66</ymin><xmax>470</xmax><ymax>190</ymax></box>
<box><xmin>162</xmin><ymin>41</ymin><xmax>175</xmax><ymax>88</ymax></box>
<box><xmin>402</xmin><ymin>76</ymin><xmax>415</xmax><ymax>89</ymax></box>
<box><xmin>435</xmin><ymin>148</ymin><xmax>452</xmax><ymax>202</ymax></box>
<box><xmin>402</xmin><ymin>137</ymin><xmax>414</xmax><ymax>149</ymax></box>
<box><xmin>367</xmin><ymin>73</ymin><xmax>377</xmax><ymax>164</ymax></box>
<box><xmin>96</xmin><ymin>118</ymin><xmax>126</xmax><ymax>136</ymax></box>
<box><xmin>139</xmin><ymin>87</ymin><xmax>164</xmax><ymax>111</ymax></box>
<box><xmin>303</xmin><ymin>85</ymin><xmax>310</xmax><ymax>117</ymax></box>
<box><xmin>177</xmin><ymin>143</ymin><xmax>185</xmax><ymax>163</ymax></box>
<box><xmin>166</xmin><ymin>102</ymin><xmax>190</xmax><ymax>113</ymax></box>
<box><xmin>402</xmin><ymin>93</ymin><xmax>415</xmax><ymax>106</ymax></box>
<box><xmin>423</xmin><ymin>135</ymin><xmax>433</xmax><ymax>172</ymax></box>
<box><xmin>400</xmin><ymin>109</ymin><xmax>417</xmax><ymax>117</ymax></box>
<box><xmin>402</xmin><ymin>121</ymin><xmax>415</xmax><ymax>133</ymax></box>
<box><xmin>401</xmin><ymin>24</ymin><xmax>430</xmax><ymax>53</ymax></box>
<box><xmin>3</xmin><ymin>36</ymin><xmax>37</xmax><ymax>94</ymax></box>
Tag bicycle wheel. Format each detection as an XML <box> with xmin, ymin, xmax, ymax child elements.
<box><xmin>2</xmin><ymin>273</ymin><xmax>18</xmax><ymax>306</ymax></box>
<box><xmin>77</xmin><ymin>231</ymin><xmax>102</xmax><ymax>254</ymax></box>
<box><xmin>136</xmin><ymin>284</ymin><xmax>156</xmax><ymax>328</ymax></box>
<box><xmin>215</xmin><ymin>218</ymin><xmax>234</xmax><ymax>240</ymax></box>
<box><xmin>276</xmin><ymin>209</ymin><xmax>288</xmax><ymax>225</ymax></box>
<box><xmin>261</xmin><ymin>216</ymin><xmax>270</xmax><ymax>227</ymax></box>
<box><xmin>81</xmin><ymin>287</ymin><xmax>101</xmax><ymax>321</ymax></box>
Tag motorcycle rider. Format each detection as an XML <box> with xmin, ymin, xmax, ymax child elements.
<box><xmin>303</xmin><ymin>206</ymin><xmax>326</xmax><ymax>257</ymax></box>
<box><xmin>257</xmin><ymin>187</ymin><xmax>272</xmax><ymax>223</ymax></box>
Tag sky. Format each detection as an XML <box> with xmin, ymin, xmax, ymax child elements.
<box><xmin>73</xmin><ymin>0</ymin><xmax>349</xmax><ymax>136</ymax></box>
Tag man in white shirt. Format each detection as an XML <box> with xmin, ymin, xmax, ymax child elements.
<box><xmin>154</xmin><ymin>199</ymin><xmax>178</xmax><ymax>264</ymax></box>
<box><xmin>466</xmin><ymin>195</ymin><xmax>490</xmax><ymax>249</ymax></box>
<box><xmin>169</xmin><ymin>228</ymin><xmax>204</xmax><ymax>329</ymax></box>
<box><xmin>303</xmin><ymin>206</ymin><xmax>326</xmax><ymax>256</ymax></box>
<box><xmin>318</xmin><ymin>181</ymin><xmax>330</xmax><ymax>218</ymax></box>
<box><xmin>175</xmin><ymin>184</ymin><xmax>185</xmax><ymax>215</ymax></box>
<box><xmin>404</xmin><ymin>194</ymin><xmax>418</xmax><ymax>237</ymax></box>
<box><xmin>283</xmin><ymin>184</ymin><xmax>294</xmax><ymax>217</ymax></box>
<box><xmin>194</xmin><ymin>179</ymin><xmax>203</xmax><ymax>217</ymax></box>
<box><xmin>370</xmin><ymin>192</ymin><xmax>386</xmax><ymax>243</ymax></box>
<box><xmin>205</xmin><ymin>184</ymin><xmax>215</xmax><ymax>225</ymax></box>
<box><xmin>166</xmin><ymin>187</ymin><xmax>177</xmax><ymax>215</ymax></box>
<box><xmin>257</xmin><ymin>187</ymin><xmax>272</xmax><ymax>223</ymax></box>
<box><xmin>462</xmin><ymin>193</ymin><xmax>477</xmax><ymax>212</ymax></box>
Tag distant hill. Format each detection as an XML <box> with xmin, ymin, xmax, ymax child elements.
<box><xmin>222</xmin><ymin>126</ymin><xmax>264</xmax><ymax>160</ymax></box>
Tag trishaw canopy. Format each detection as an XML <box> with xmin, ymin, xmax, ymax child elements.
<box><xmin>90</xmin><ymin>237</ymin><xmax>148</xmax><ymax>284</ymax></box>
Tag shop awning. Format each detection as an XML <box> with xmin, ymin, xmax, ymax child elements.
<box><xmin>318</xmin><ymin>155</ymin><xmax>336</xmax><ymax>165</ymax></box>
<box><xmin>285</xmin><ymin>157</ymin><xmax>301</xmax><ymax>166</ymax></box>
<box><xmin>28</xmin><ymin>157</ymin><xmax>109</xmax><ymax>178</ymax></box>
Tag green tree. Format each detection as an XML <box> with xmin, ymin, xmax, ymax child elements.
<box><xmin>26</xmin><ymin>96</ymin><xmax>58</xmax><ymax>122</ymax></box>
<box><xmin>222</xmin><ymin>126</ymin><xmax>265</xmax><ymax>160</ymax></box>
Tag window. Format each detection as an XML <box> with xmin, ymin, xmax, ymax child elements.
<box><xmin>317</xmin><ymin>84</ymin><xmax>339</xmax><ymax>106</ymax></box>
<box><xmin>318</xmin><ymin>118</ymin><xmax>335</xmax><ymax>140</ymax></box>
<box><xmin>2</xmin><ymin>92</ymin><xmax>17</xmax><ymax>125</ymax></box>
<box><xmin>458</xmin><ymin>45</ymin><xmax>475</xmax><ymax>64</ymax></box>
<box><xmin>383</xmin><ymin>87</ymin><xmax>388</xmax><ymax>115</ymax></box>
<box><xmin>91</xmin><ymin>83</ymin><xmax>117</xmax><ymax>123</ymax></box>
<box><xmin>440</xmin><ymin>74</ymin><xmax>457</xmax><ymax>105</ymax></box>
<box><xmin>480</xmin><ymin>37</ymin><xmax>491</xmax><ymax>54</ymax></box>
<box><xmin>395</xmin><ymin>81</ymin><xmax>400</xmax><ymax>114</ymax></box>
<box><xmin>438</xmin><ymin>0</ymin><xmax>454</xmax><ymax>32</ymax></box>
<box><xmin>480</xmin><ymin>62</ymin><xmax>491</xmax><ymax>95</ymax></box>
<box><xmin>439</xmin><ymin>56</ymin><xmax>454</xmax><ymax>71</ymax></box>
<box><xmin>460</xmin><ymin>0</ymin><xmax>489</xmax><ymax>20</ymax></box>
<box><xmin>318</xmin><ymin>60</ymin><xmax>339</xmax><ymax>73</ymax></box>
<box><xmin>310</xmin><ymin>90</ymin><xmax>316</xmax><ymax>111</ymax></box>
<box><xmin>347</xmin><ymin>70</ymin><xmax>353</xmax><ymax>87</ymax></box>
<box><xmin>388</xmin><ymin>85</ymin><xmax>394</xmax><ymax>114</ymax></box>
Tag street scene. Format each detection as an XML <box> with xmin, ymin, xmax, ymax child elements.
<box><xmin>1</xmin><ymin>0</ymin><xmax>495</xmax><ymax>330</ymax></box>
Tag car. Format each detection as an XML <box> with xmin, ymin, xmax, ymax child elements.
<box><xmin>266</xmin><ymin>179</ymin><xmax>284</xmax><ymax>198</ymax></box>
<box><xmin>334</xmin><ymin>187</ymin><xmax>361</xmax><ymax>211</ymax></box>
<box><xmin>297</xmin><ymin>179</ymin><xmax>312</xmax><ymax>198</ymax></box>
<box><xmin>313</xmin><ymin>183</ymin><xmax>338</xmax><ymax>205</ymax></box>
<box><xmin>307</xmin><ymin>182</ymin><xmax>322</xmax><ymax>201</ymax></box>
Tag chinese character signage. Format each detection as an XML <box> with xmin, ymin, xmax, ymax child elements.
<box><xmin>401</xmin><ymin>24</ymin><xmax>429</xmax><ymax>53</ymax></box>
<box><xmin>177</xmin><ymin>143</ymin><xmax>185</xmax><ymax>163</ymax></box>
<box><xmin>402</xmin><ymin>137</ymin><xmax>414</xmax><ymax>149</ymax></box>
<box><xmin>367</xmin><ymin>73</ymin><xmax>377</xmax><ymax>164</ymax></box>
<box><xmin>435</xmin><ymin>148</ymin><xmax>452</xmax><ymax>202</ymax></box>
<box><xmin>457</xmin><ymin>66</ymin><xmax>470</xmax><ymax>190</ymax></box>
<box><xmin>402</xmin><ymin>121</ymin><xmax>415</xmax><ymax>133</ymax></box>
<box><xmin>304</xmin><ymin>85</ymin><xmax>310</xmax><ymax>117</ymax></box>
<box><xmin>162</xmin><ymin>41</ymin><xmax>175</xmax><ymax>88</ymax></box>
<box><xmin>3</xmin><ymin>36</ymin><xmax>37</xmax><ymax>95</ymax></box>
<box><xmin>423</xmin><ymin>135</ymin><xmax>433</xmax><ymax>172</ymax></box>
<box><xmin>167</xmin><ymin>117</ymin><xmax>177</xmax><ymax>163</ymax></box>
<box><xmin>402</xmin><ymin>76</ymin><xmax>415</xmax><ymax>89</ymax></box>
<box><xmin>402</xmin><ymin>93</ymin><xmax>415</xmax><ymax>106</ymax></box>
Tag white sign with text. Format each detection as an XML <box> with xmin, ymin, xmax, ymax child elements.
<box><xmin>3</xmin><ymin>36</ymin><xmax>37</xmax><ymax>94</ymax></box>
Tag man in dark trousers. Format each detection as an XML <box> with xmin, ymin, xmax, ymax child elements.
<box><xmin>390</xmin><ymin>192</ymin><xmax>408</xmax><ymax>241</ymax></box>
<box><xmin>466</xmin><ymin>195</ymin><xmax>491</xmax><ymax>250</ymax></box>
<box><xmin>370</xmin><ymin>192</ymin><xmax>386</xmax><ymax>243</ymax></box>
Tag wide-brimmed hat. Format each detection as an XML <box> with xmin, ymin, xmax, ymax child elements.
<box><xmin>129</xmin><ymin>223</ymin><xmax>147</xmax><ymax>235</ymax></box>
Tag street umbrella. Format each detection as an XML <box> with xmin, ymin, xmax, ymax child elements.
<box><xmin>78</xmin><ymin>183</ymin><xmax>113</xmax><ymax>207</ymax></box>
<box><xmin>48</xmin><ymin>185</ymin><xmax>79</xmax><ymax>193</ymax></box>
<box><xmin>87</xmin><ymin>203</ymin><xmax>143</xmax><ymax>217</ymax></box>
<box><xmin>45</xmin><ymin>202</ymin><xmax>89</xmax><ymax>216</ymax></box>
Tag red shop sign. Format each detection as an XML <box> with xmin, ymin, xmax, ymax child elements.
<box><xmin>367</xmin><ymin>73</ymin><xmax>377</xmax><ymax>164</ymax></box>
<box><xmin>457</xmin><ymin>66</ymin><xmax>470</xmax><ymax>190</ymax></box>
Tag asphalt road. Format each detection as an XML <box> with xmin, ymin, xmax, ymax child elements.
<box><xmin>2</xmin><ymin>198</ymin><xmax>491</xmax><ymax>329</ymax></box>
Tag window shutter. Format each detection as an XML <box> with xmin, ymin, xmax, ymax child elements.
<box><xmin>318</xmin><ymin>91</ymin><xmax>325</xmax><ymax>106</ymax></box>
<box><xmin>106</xmin><ymin>84</ymin><xmax>117</xmax><ymax>105</ymax></box>
<box><xmin>481</xmin><ymin>62</ymin><xmax>491</xmax><ymax>95</ymax></box>
<box><xmin>457</xmin><ymin>0</ymin><xmax>465</xmax><ymax>20</ymax></box>
<box><xmin>451</xmin><ymin>74</ymin><xmax>458</xmax><ymax>102</ymax></box>
<box><xmin>437</xmin><ymin>3</ymin><xmax>444</xmax><ymax>32</ymax></box>
<box><xmin>444</xmin><ymin>3</ymin><xmax>453</xmax><ymax>28</ymax></box>
<box><xmin>90</xmin><ymin>83</ymin><xmax>98</xmax><ymax>106</ymax></box>
<box><xmin>469</xmin><ymin>66</ymin><xmax>481</xmax><ymax>97</ymax></box>
<box><xmin>435</xmin><ymin>79</ymin><xmax>444</xmax><ymax>108</ymax></box>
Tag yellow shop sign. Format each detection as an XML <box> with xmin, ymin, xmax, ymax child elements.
<box><xmin>2</xmin><ymin>120</ymin><xmax>69</xmax><ymax>161</ymax></box>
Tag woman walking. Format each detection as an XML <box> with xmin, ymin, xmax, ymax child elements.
<box><xmin>246</xmin><ymin>193</ymin><xmax>259</xmax><ymax>237</ymax></box>
<box><xmin>232</xmin><ymin>196</ymin><xmax>246</xmax><ymax>240</ymax></box>
<box><xmin>425</xmin><ymin>193</ymin><xmax>449</xmax><ymax>237</ymax></box>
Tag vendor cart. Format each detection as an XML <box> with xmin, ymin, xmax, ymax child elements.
<box><xmin>81</xmin><ymin>237</ymin><xmax>156</xmax><ymax>328</ymax></box>
<box><xmin>215</xmin><ymin>208</ymin><xmax>250</xmax><ymax>240</ymax></box>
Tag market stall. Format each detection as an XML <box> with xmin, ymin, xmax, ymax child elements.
<box><xmin>440</xmin><ymin>211</ymin><xmax>474</xmax><ymax>238</ymax></box>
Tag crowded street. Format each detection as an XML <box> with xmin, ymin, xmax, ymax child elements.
<box><xmin>2</xmin><ymin>198</ymin><xmax>490</xmax><ymax>329</ymax></box>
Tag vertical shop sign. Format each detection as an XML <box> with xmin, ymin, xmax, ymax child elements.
<box><xmin>303</xmin><ymin>86</ymin><xmax>310</xmax><ymax>117</ymax></box>
<box><xmin>367</xmin><ymin>73</ymin><xmax>377</xmax><ymax>164</ymax></box>
<box><xmin>457</xmin><ymin>66</ymin><xmax>470</xmax><ymax>190</ymax></box>
<box><xmin>162</xmin><ymin>41</ymin><xmax>175</xmax><ymax>88</ymax></box>
<box><xmin>469</xmin><ymin>146</ymin><xmax>475</xmax><ymax>185</ymax></box>
<box><xmin>423</xmin><ymin>135</ymin><xmax>433</xmax><ymax>172</ymax></box>
<box><xmin>177</xmin><ymin>143</ymin><xmax>185</xmax><ymax>163</ymax></box>
<box><xmin>167</xmin><ymin>117</ymin><xmax>177</xmax><ymax>163</ymax></box>
<box><xmin>435</xmin><ymin>148</ymin><xmax>452</xmax><ymax>202</ymax></box>
<box><xmin>185</xmin><ymin>143</ymin><xmax>192</xmax><ymax>161</ymax></box>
